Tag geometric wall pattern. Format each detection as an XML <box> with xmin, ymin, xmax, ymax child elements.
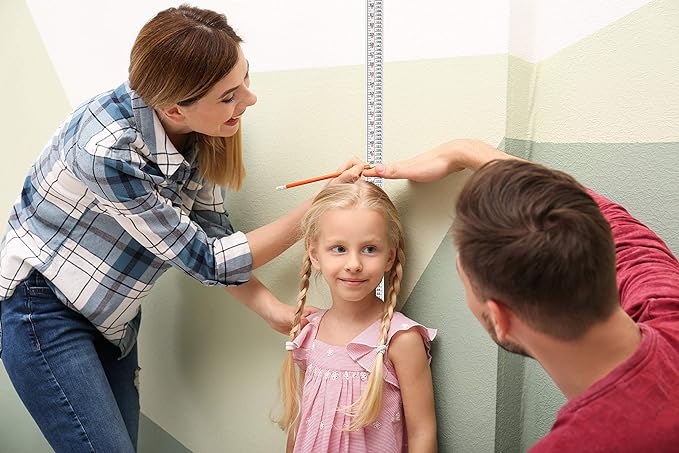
<box><xmin>3</xmin><ymin>0</ymin><xmax>677</xmax><ymax>451</ymax></box>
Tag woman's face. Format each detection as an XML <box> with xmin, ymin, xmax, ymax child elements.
<box><xmin>179</xmin><ymin>45</ymin><xmax>257</xmax><ymax>137</ymax></box>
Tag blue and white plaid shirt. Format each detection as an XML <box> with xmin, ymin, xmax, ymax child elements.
<box><xmin>0</xmin><ymin>82</ymin><xmax>252</xmax><ymax>356</ymax></box>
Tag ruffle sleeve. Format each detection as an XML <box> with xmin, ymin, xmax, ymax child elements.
<box><xmin>346</xmin><ymin>312</ymin><xmax>437</xmax><ymax>388</ymax></box>
<box><xmin>291</xmin><ymin>310</ymin><xmax>325</xmax><ymax>370</ymax></box>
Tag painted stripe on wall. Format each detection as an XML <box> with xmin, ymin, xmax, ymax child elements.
<box><xmin>139</xmin><ymin>413</ymin><xmax>192</xmax><ymax>453</ymax></box>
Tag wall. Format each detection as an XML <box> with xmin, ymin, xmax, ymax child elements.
<box><xmin>0</xmin><ymin>1</ymin><xmax>70</xmax><ymax>450</ymax></box>
<box><xmin>502</xmin><ymin>0</ymin><xmax>679</xmax><ymax>450</ymax></box>
<box><xmin>1</xmin><ymin>1</ymin><xmax>677</xmax><ymax>452</ymax></box>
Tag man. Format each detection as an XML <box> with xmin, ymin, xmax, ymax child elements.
<box><xmin>364</xmin><ymin>139</ymin><xmax>679</xmax><ymax>451</ymax></box>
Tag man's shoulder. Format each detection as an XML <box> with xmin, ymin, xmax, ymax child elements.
<box><xmin>530</xmin><ymin>347</ymin><xmax>679</xmax><ymax>453</ymax></box>
<box><xmin>531</xmin><ymin>415</ymin><xmax>679</xmax><ymax>452</ymax></box>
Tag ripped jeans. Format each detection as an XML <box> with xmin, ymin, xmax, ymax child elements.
<box><xmin>0</xmin><ymin>271</ymin><xmax>139</xmax><ymax>452</ymax></box>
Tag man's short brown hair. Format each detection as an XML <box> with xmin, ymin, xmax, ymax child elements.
<box><xmin>453</xmin><ymin>159</ymin><xmax>618</xmax><ymax>340</ymax></box>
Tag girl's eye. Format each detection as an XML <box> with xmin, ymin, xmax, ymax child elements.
<box><xmin>363</xmin><ymin>246</ymin><xmax>377</xmax><ymax>254</ymax></box>
<box><xmin>331</xmin><ymin>246</ymin><xmax>346</xmax><ymax>253</ymax></box>
<box><xmin>222</xmin><ymin>97</ymin><xmax>235</xmax><ymax>104</ymax></box>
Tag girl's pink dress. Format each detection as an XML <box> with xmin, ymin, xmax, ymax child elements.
<box><xmin>291</xmin><ymin>309</ymin><xmax>436</xmax><ymax>453</ymax></box>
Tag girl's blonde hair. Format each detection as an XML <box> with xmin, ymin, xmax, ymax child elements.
<box><xmin>278</xmin><ymin>180</ymin><xmax>406</xmax><ymax>436</ymax></box>
<box><xmin>128</xmin><ymin>4</ymin><xmax>245</xmax><ymax>189</ymax></box>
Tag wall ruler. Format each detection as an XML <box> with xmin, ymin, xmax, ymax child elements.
<box><xmin>367</xmin><ymin>0</ymin><xmax>385</xmax><ymax>300</ymax></box>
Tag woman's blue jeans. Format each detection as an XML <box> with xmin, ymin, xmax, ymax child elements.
<box><xmin>0</xmin><ymin>271</ymin><xmax>139</xmax><ymax>452</ymax></box>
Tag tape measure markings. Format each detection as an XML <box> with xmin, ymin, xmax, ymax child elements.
<box><xmin>367</xmin><ymin>0</ymin><xmax>385</xmax><ymax>300</ymax></box>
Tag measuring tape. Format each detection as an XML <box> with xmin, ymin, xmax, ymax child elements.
<box><xmin>367</xmin><ymin>0</ymin><xmax>385</xmax><ymax>300</ymax></box>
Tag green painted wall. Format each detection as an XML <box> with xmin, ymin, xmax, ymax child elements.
<box><xmin>501</xmin><ymin>2</ymin><xmax>679</xmax><ymax>450</ymax></box>
<box><xmin>0</xmin><ymin>1</ymin><xmax>187</xmax><ymax>452</ymax></box>
<box><xmin>0</xmin><ymin>0</ymin><xmax>69</xmax><ymax>449</ymax></box>
<box><xmin>2</xmin><ymin>0</ymin><xmax>678</xmax><ymax>451</ymax></box>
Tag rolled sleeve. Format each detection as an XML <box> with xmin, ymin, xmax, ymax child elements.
<box><xmin>213</xmin><ymin>231</ymin><xmax>252</xmax><ymax>284</ymax></box>
<box><xmin>71</xmin><ymin>145</ymin><xmax>252</xmax><ymax>286</ymax></box>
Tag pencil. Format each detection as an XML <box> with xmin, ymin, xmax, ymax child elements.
<box><xmin>275</xmin><ymin>164</ymin><xmax>375</xmax><ymax>190</ymax></box>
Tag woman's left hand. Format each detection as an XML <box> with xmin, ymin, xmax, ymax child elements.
<box><xmin>266</xmin><ymin>300</ymin><xmax>320</xmax><ymax>334</ymax></box>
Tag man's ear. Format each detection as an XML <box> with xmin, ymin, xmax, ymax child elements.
<box><xmin>308</xmin><ymin>244</ymin><xmax>321</xmax><ymax>271</ymax></box>
<box><xmin>157</xmin><ymin>104</ymin><xmax>186</xmax><ymax>124</ymax></box>
<box><xmin>487</xmin><ymin>299</ymin><xmax>512</xmax><ymax>342</ymax></box>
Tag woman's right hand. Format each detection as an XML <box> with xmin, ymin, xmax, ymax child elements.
<box><xmin>328</xmin><ymin>157</ymin><xmax>369</xmax><ymax>185</ymax></box>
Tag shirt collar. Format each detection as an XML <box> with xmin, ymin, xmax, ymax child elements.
<box><xmin>127</xmin><ymin>82</ymin><xmax>191</xmax><ymax>179</ymax></box>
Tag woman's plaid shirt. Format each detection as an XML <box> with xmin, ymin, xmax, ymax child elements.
<box><xmin>0</xmin><ymin>83</ymin><xmax>252</xmax><ymax>357</ymax></box>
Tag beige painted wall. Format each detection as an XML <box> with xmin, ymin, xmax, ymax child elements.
<box><xmin>138</xmin><ymin>57</ymin><xmax>508</xmax><ymax>451</ymax></box>
<box><xmin>0</xmin><ymin>0</ymin><xmax>70</xmax><ymax>450</ymax></box>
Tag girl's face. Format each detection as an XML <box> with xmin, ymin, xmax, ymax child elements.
<box><xmin>309</xmin><ymin>207</ymin><xmax>396</xmax><ymax>305</ymax></box>
<box><xmin>178</xmin><ymin>45</ymin><xmax>257</xmax><ymax>137</ymax></box>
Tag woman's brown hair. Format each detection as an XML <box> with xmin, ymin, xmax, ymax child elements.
<box><xmin>129</xmin><ymin>4</ymin><xmax>245</xmax><ymax>189</ymax></box>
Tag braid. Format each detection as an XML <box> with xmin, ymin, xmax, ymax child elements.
<box><xmin>277</xmin><ymin>255</ymin><xmax>314</xmax><ymax>434</ymax></box>
<box><xmin>346</xmin><ymin>244</ymin><xmax>405</xmax><ymax>431</ymax></box>
<box><xmin>289</xmin><ymin>256</ymin><xmax>312</xmax><ymax>341</ymax></box>
<box><xmin>386</xmin><ymin>246</ymin><xmax>405</xmax><ymax>315</ymax></box>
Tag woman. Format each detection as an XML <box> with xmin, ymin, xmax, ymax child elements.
<box><xmin>0</xmin><ymin>5</ymin><xmax>364</xmax><ymax>452</ymax></box>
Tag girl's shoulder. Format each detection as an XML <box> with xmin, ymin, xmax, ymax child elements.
<box><xmin>292</xmin><ymin>309</ymin><xmax>325</xmax><ymax>344</ymax></box>
<box><xmin>346</xmin><ymin>312</ymin><xmax>437</xmax><ymax>388</ymax></box>
<box><xmin>351</xmin><ymin>312</ymin><xmax>436</xmax><ymax>350</ymax></box>
<box><xmin>386</xmin><ymin>312</ymin><xmax>437</xmax><ymax>345</ymax></box>
<box><xmin>290</xmin><ymin>309</ymin><xmax>326</xmax><ymax>365</ymax></box>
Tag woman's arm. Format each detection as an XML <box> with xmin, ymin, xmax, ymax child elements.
<box><xmin>190</xmin><ymin>181</ymin><xmax>235</xmax><ymax>237</ymax></box>
<box><xmin>73</xmin><ymin>146</ymin><xmax>365</xmax><ymax>284</ymax></box>
<box><xmin>389</xmin><ymin>330</ymin><xmax>437</xmax><ymax>453</ymax></box>
<box><xmin>246</xmin><ymin>159</ymin><xmax>366</xmax><ymax>269</ymax></box>
<box><xmin>71</xmin><ymin>145</ymin><xmax>252</xmax><ymax>285</ymax></box>
<box><xmin>225</xmin><ymin>277</ymin><xmax>317</xmax><ymax>334</ymax></box>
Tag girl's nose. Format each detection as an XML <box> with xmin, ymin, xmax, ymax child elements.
<box><xmin>345</xmin><ymin>253</ymin><xmax>363</xmax><ymax>272</ymax></box>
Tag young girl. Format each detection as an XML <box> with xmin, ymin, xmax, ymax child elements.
<box><xmin>278</xmin><ymin>180</ymin><xmax>437</xmax><ymax>452</ymax></box>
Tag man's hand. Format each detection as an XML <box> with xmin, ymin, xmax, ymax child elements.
<box><xmin>362</xmin><ymin>139</ymin><xmax>510</xmax><ymax>182</ymax></box>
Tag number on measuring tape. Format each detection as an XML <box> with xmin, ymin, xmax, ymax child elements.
<box><xmin>367</xmin><ymin>0</ymin><xmax>385</xmax><ymax>299</ymax></box>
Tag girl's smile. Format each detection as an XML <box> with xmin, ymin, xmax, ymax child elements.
<box><xmin>338</xmin><ymin>277</ymin><xmax>369</xmax><ymax>286</ymax></box>
<box><xmin>309</xmin><ymin>207</ymin><xmax>395</xmax><ymax>306</ymax></box>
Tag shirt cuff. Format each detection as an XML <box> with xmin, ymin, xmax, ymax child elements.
<box><xmin>213</xmin><ymin>231</ymin><xmax>252</xmax><ymax>285</ymax></box>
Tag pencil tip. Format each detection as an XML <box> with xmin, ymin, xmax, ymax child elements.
<box><xmin>275</xmin><ymin>185</ymin><xmax>286</xmax><ymax>191</ymax></box>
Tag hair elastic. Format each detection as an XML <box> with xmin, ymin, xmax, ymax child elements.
<box><xmin>375</xmin><ymin>344</ymin><xmax>387</xmax><ymax>355</ymax></box>
<box><xmin>285</xmin><ymin>341</ymin><xmax>297</xmax><ymax>351</ymax></box>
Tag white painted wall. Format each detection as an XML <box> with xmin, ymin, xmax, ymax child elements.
<box><xmin>509</xmin><ymin>0</ymin><xmax>651</xmax><ymax>61</ymax></box>
<box><xmin>27</xmin><ymin>0</ymin><xmax>651</xmax><ymax>107</ymax></box>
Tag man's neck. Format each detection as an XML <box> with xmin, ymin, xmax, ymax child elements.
<box><xmin>531</xmin><ymin>308</ymin><xmax>642</xmax><ymax>400</ymax></box>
